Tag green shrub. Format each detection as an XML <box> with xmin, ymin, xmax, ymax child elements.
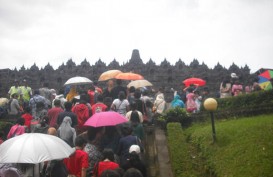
<box><xmin>160</xmin><ymin>107</ymin><xmax>190</xmax><ymax>127</ymax></box>
<box><xmin>192</xmin><ymin>90</ymin><xmax>273</xmax><ymax>122</ymax></box>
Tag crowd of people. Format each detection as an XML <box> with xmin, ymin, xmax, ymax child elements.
<box><xmin>219</xmin><ymin>73</ymin><xmax>273</xmax><ymax>98</ymax></box>
<box><xmin>0</xmin><ymin>72</ymin><xmax>271</xmax><ymax>177</ymax></box>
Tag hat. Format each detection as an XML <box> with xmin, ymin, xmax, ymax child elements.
<box><xmin>231</xmin><ymin>73</ymin><xmax>238</xmax><ymax>78</ymax></box>
<box><xmin>129</xmin><ymin>145</ymin><xmax>141</xmax><ymax>154</ymax></box>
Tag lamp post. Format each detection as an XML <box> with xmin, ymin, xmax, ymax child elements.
<box><xmin>204</xmin><ymin>98</ymin><xmax>218</xmax><ymax>143</ymax></box>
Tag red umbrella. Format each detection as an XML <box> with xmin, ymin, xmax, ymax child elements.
<box><xmin>84</xmin><ymin>111</ymin><xmax>128</xmax><ymax>127</ymax></box>
<box><xmin>183</xmin><ymin>78</ymin><xmax>206</xmax><ymax>87</ymax></box>
<box><xmin>115</xmin><ymin>72</ymin><xmax>144</xmax><ymax>80</ymax></box>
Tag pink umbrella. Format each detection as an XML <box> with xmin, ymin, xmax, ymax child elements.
<box><xmin>84</xmin><ymin>111</ymin><xmax>128</xmax><ymax>127</ymax></box>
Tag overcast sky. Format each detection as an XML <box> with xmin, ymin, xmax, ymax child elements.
<box><xmin>0</xmin><ymin>0</ymin><xmax>273</xmax><ymax>73</ymax></box>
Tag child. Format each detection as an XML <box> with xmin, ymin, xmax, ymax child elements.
<box><xmin>21</xmin><ymin>106</ymin><xmax>33</xmax><ymax>132</ymax></box>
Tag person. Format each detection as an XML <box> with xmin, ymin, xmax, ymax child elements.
<box><xmin>8</xmin><ymin>79</ymin><xmax>21</xmax><ymax>99</ymax></box>
<box><xmin>29</xmin><ymin>90</ymin><xmax>47</xmax><ymax>120</ymax></box>
<box><xmin>39</xmin><ymin>82</ymin><xmax>52</xmax><ymax>102</ymax></box>
<box><xmin>0</xmin><ymin>164</ymin><xmax>22</xmax><ymax>177</ymax></box>
<box><xmin>170</xmin><ymin>95</ymin><xmax>185</xmax><ymax>108</ymax></box>
<box><xmin>127</xmin><ymin>86</ymin><xmax>136</xmax><ymax>104</ymax></box>
<box><xmin>8</xmin><ymin>93</ymin><xmax>22</xmax><ymax>119</ymax></box>
<box><xmin>88</xmin><ymin>85</ymin><xmax>98</xmax><ymax>106</ymax></box>
<box><xmin>47</xmin><ymin>99</ymin><xmax>64</xmax><ymax>128</ymax></box>
<box><xmin>122</xmin><ymin>145</ymin><xmax>146</xmax><ymax>177</ymax></box>
<box><xmin>252</xmin><ymin>76</ymin><xmax>262</xmax><ymax>92</ymax></box>
<box><xmin>201</xmin><ymin>87</ymin><xmax>210</xmax><ymax>100</ymax></box>
<box><xmin>20</xmin><ymin>79</ymin><xmax>32</xmax><ymax>109</ymax></box>
<box><xmin>103</xmin><ymin>97</ymin><xmax>113</xmax><ymax>111</ymax></box>
<box><xmin>52</xmin><ymin>89</ymin><xmax>67</xmax><ymax>109</ymax></box>
<box><xmin>111</xmin><ymin>79</ymin><xmax>127</xmax><ymax>100</ymax></box>
<box><xmin>35</xmin><ymin>101</ymin><xmax>48</xmax><ymax>121</ymax></box>
<box><xmin>21</xmin><ymin>106</ymin><xmax>33</xmax><ymax>132</ymax></box>
<box><xmin>130</xmin><ymin>111</ymin><xmax>144</xmax><ymax>141</ymax></box>
<box><xmin>141</xmin><ymin>90</ymin><xmax>153</xmax><ymax>124</ymax></box>
<box><xmin>220</xmin><ymin>78</ymin><xmax>232</xmax><ymax>98</ymax></box>
<box><xmin>186</xmin><ymin>87</ymin><xmax>197</xmax><ymax>113</ymax></box>
<box><xmin>117</xmin><ymin>123</ymin><xmax>141</xmax><ymax>167</ymax></box>
<box><xmin>133</xmin><ymin>90</ymin><xmax>146</xmax><ymax>116</ymax></box>
<box><xmin>194</xmin><ymin>90</ymin><xmax>202</xmax><ymax>113</ymax></box>
<box><xmin>64</xmin><ymin>136</ymin><xmax>89</xmax><ymax>177</ymax></box>
<box><xmin>100</xmin><ymin>126</ymin><xmax>121</xmax><ymax>154</ymax></box>
<box><xmin>102</xmin><ymin>79</ymin><xmax>115</xmax><ymax>100</ymax></box>
<box><xmin>72</xmin><ymin>99</ymin><xmax>90</xmax><ymax>134</ymax></box>
<box><xmin>84</xmin><ymin>127</ymin><xmax>104</xmax><ymax>177</ymax></box>
<box><xmin>47</xmin><ymin>127</ymin><xmax>57</xmax><ymax>136</ymax></box>
<box><xmin>93</xmin><ymin>149</ymin><xmax>119</xmax><ymax>177</ymax></box>
<box><xmin>92</xmin><ymin>94</ymin><xmax>108</xmax><ymax>114</ymax></box>
<box><xmin>7</xmin><ymin>118</ymin><xmax>25</xmax><ymax>139</ymax></box>
<box><xmin>175</xmin><ymin>84</ymin><xmax>187</xmax><ymax>104</ymax></box>
<box><xmin>100</xmin><ymin>170</ymin><xmax>120</xmax><ymax>177</ymax></box>
<box><xmin>66</xmin><ymin>86</ymin><xmax>78</xmax><ymax>102</ymax></box>
<box><xmin>126</xmin><ymin>101</ymin><xmax>143</xmax><ymax>123</ymax></box>
<box><xmin>58</xmin><ymin>116</ymin><xmax>77</xmax><ymax>147</ymax></box>
<box><xmin>111</xmin><ymin>91</ymin><xmax>130</xmax><ymax>116</ymax></box>
<box><xmin>57</xmin><ymin>102</ymin><xmax>78</xmax><ymax>128</ymax></box>
<box><xmin>232</xmin><ymin>80</ymin><xmax>243</xmax><ymax>96</ymax></box>
<box><xmin>32</xmin><ymin>116</ymin><xmax>49</xmax><ymax>134</ymax></box>
<box><xmin>93</xmin><ymin>81</ymin><xmax>103</xmax><ymax>95</ymax></box>
<box><xmin>153</xmin><ymin>91</ymin><xmax>166</xmax><ymax>115</ymax></box>
<box><xmin>123</xmin><ymin>168</ymin><xmax>144</xmax><ymax>177</ymax></box>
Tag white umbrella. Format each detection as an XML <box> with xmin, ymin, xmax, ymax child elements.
<box><xmin>64</xmin><ymin>76</ymin><xmax>93</xmax><ymax>86</ymax></box>
<box><xmin>127</xmin><ymin>79</ymin><xmax>153</xmax><ymax>89</ymax></box>
<box><xmin>0</xmin><ymin>133</ymin><xmax>75</xmax><ymax>164</ymax></box>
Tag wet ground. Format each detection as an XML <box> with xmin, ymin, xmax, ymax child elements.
<box><xmin>144</xmin><ymin>125</ymin><xmax>173</xmax><ymax>177</ymax></box>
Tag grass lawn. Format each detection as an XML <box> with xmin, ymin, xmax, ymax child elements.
<box><xmin>168</xmin><ymin>114</ymin><xmax>273</xmax><ymax>177</ymax></box>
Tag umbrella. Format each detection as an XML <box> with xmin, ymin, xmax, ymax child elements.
<box><xmin>258</xmin><ymin>70</ymin><xmax>273</xmax><ymax>90</ymax></box>
<box><xmin>84</xmin><ymin>111</ymin><xmax>128</xmax><ymax>127</ymax></box>
<box><xmin>0</xmin><ymin>133</ymin><xmax>75</xmax><ymax>164</ymax></box>
<box><xmin>115</xmin><ymin>72</ymin><xmax>144</xmax><ymax>80</ymax></box>
<box><xmin>64</xmin><ymin>76</ymin><xmax>93</xmax><ymax>86</ymax></box>
<box><xmin>98</xmin><ymin>70</ymin><xmax>122</xmax><ymax>81</ymax></box>
<box><xmin>183</xmin><ymin>77</ymin><xmax>206</xmax><ymax>87</ymax></box>
<box><xmin>127</xmin><ymin>79</ymin><xmax>153</xmax><ymax>89</ymax></box>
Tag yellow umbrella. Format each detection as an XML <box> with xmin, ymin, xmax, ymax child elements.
<box><xmin>98</xmin><ymin>70</ymin><xmax>122</xmax><ymax>81</ymax></box>
<box><xmin>115</xmin><ymin>72</ymin><xmax>144</xmax><ymax>80</ymax></box>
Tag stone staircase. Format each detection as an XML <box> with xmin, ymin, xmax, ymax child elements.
<box><xmin>144</xmin><ymin>125</ymin><xmax>174</xmax><ymax>177</ymax></box>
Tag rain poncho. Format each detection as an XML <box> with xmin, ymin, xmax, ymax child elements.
<box><xmin>171</xmin><ymin>95</ymin><xmax>185</xmax><ymax>108</ymax></box>
<box><xmin>58</xmin><ymin>116</ymin><xmax>76</xmax><ymax>147</ymax></box>
<box><xmin>66</xmin><ymin>87</ymin><xmax>78</xmax><ymax>102</ymax></box>
<box><xmin>153</xmin><ymin>93</ymin><xmax>166</xmax><ymax>114</ymax></box>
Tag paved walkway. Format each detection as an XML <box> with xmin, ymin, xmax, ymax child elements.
<box><xmin>145</xmin><ymin>126</ymin><xmax>173</xmax><ymax>177</ymax></box>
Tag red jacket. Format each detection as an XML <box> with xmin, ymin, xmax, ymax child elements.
<box><xmin>72</xmin><ymin>104</ymin><xmax>89</xmax><ymax>128</ymax></box>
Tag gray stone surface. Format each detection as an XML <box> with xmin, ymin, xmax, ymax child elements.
<box><xmin>155</xmin><ymin>127</ymin><xmax>174</xmax><ymax>177</ymax></box>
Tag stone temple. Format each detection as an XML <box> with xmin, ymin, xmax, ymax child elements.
<box><xmin>0</xmin><ymin>49</ymin><xmax>253</xmax><ymax>100</ymax></box>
